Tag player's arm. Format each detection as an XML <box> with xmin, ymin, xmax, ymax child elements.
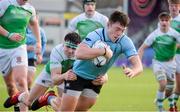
<box><xmin>0</xmin><ymin>25</ymin><xmax>23</xmax><ymax>41</ymax></box>
<box><xmin>123</xmin><ymin>55</ymin><xmax>143</xmax><ymax>78</ymax></box>
<box><xmin>51</xmin><ymin>67</ymin><xmax>64</xmax><ymax>85</ymax></box>
<box><xmin>138</xmin><ymin>43</ymin><xmax>149</xmax><ymax>60</ymax></box>
<box><xmin>0</xmin><ymin>26</ymin><xmax>9</xmax><ymax>37</ymax></box>
<box><xmin>92</xmin><ymin>73</ymin><xmax>108</xmax><ymax>85</ymax></box>
<box><xmin>75</xmin><ymin>43</ymin><xmax>112</xmax><ymax>59</ymax></box>
<box><xmin>177</xmin><ymin>44</ymin><xmax>180</xmax><ymax>48</ymax></box>
<box><xmin>51</xmin><ymin>68</ymin><xmax>77</xmax><ymax>85</ymax></box>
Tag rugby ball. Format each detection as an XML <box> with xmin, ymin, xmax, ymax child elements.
<box><xmin>92</xmin><ymin>40</ymin><xmax>107</xmax><ymax>67</ymax></box>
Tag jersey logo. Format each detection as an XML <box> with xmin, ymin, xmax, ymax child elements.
<box><xmin>16</xmin><ymin>57</ymin><xmax>22</xmax><ymax>63</ymax></box>
<box><xmin>85</xmin><ymin>38</ymin><xmax>91</xmax><ymax>41</ymax></box>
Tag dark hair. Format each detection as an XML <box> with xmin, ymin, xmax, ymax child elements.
<box><xmin>64</xmin><ymin>32</ymin><xmax>81</xmax><ymax>45</ymax></box>
<box><xmin>158</xmin><ymin>12</ymin><xmax>171</xmax><ymax>20</ymax></box>
<box><xmin>83</xmin><ymin>0</ymin><xmax>96</xmax><ymax>4</ymax></box>
<box><xmin>109</xmin><ymin>11</ymin><xmax>130</xmax><ymax>27</ymax></box>
<box><xmin>82</xmin><ymin>0</ymin><xmax>96</xmax><ymax>9</ymax></box>
<box><xmin>168</xmin><ymin>0</ymin><xmax>180</xmax><ymax>4</ymax></box>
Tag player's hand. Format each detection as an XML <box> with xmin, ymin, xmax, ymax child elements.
<box><xmin>35</xmin><ymin>43</ymin><xmax>42</xmax><ymax>56</ymax></box>
<box><xmin>63</xmin><ymin>70</ymin><xmax>77</xmax><ymax>81</ymax></box>
<box><xmin>27</xmin><ymin>45</ymin><xmax>35</xmax><ymax>51</ymax></box>
<box><xmin>36</xmin><ymin>54</ymin><xmax>42</xmax><ymax>64</ymax></box>
<box><xmin>122</xmin><ymin>65</ymin><xmax>135</xmax><ymax>78</ymax></box>
<box><xmin>92</xmin><ymin>75</ymin><xmax>108</xmax><ymax>85</ymax></box>
<box><xmin>104</xmin><ymin>46</ymin><xmax>113</xmax><ymax>59</ymax></box>
<box><xmin>8</xmin><ymin>33</ymin><xmax>23</xmax><ymax>42</ymax></box>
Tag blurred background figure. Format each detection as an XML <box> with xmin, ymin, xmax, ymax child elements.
<box><xmin>0</xmin><ymin>0</ymin><xmax>42</xmax><ymax>111</ymax></box>
<box><xmin>168</xmin><ymin>0</ymin><xmax>180</xmax><ymax>109</ymax></box>
<box><xmin>68</xmin><ymin>0</ymin><xmax>108</xmax><ymax>40</ymax></box>
<box><xmin>26</xmin><ymin>19</ymin><xmax>47</xmax><ymax>91</ymax></box>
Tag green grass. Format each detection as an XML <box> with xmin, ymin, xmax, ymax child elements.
<box><xmin>0</xmin><ymin>66</ymin><xmax>179</xmax><ymax>111</ymax></box>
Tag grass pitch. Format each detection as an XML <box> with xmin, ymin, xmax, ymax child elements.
<box><xmin>0</xmin><ymin>65</ymin><xmax>179</xmax><ymax>111</ymax></box>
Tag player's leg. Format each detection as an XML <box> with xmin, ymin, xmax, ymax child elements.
<box><xmin>60</xmin><ymin>76</ymin><xmax>84</xmax><ymax>111</ymax></box>
<box><xmin>48</xmin><ymin>83</ymin><xmax>64</xmax><ymax>111</ymax></box>
<box><xmin>60</xmin><ymin>92</ymin><xmax>80</xmax><ymax>111</ymax></box>
<box><xmin>153</xmin><ymin>60</ymin><xmax>167</xmax><ymax>111</ymax></box>
<box><xmin>12</xmin><ymin>65</ymin><xmax>29</xmax><ymax>111</ymax></box>
<box><xmin>164</xmin><ymin>59</ymin><xmax>176</xmax><ymax>111</ymax></box>
<box><xmin>28</xmin><ymin>84</ymin><xmax>48</xmax><ymax>106</ymax></box>
<box><xmin>166</xmin><ymin>80</ymin><xmax>175</xmax><ymax>111</ymax></box>
<box><xmin>3</xmin><ymin>70</ymin><xmax>19</xmax><ymax>96</ymax></box>
<box><xmin>174</xmin><ymin>55</ymin><xmax>180</xmax><ymax>108</ymax></box>
<box><xmin>27</xmin><ymin>59</ymin><xmax>36</xmax><ymax>90</ymax></box>
<box><xmin>30</xmin><ymin>69</ymin><xmax>55</xmax><ymax>110</ymax></box>
<box><xmin>3</xmin><ymin>71</ymin><xmax>21</xmax><ymax>111</ymax></box>
<box><xmin>75</xmin><ymin>88</ymin><xmax>99</xmax><ymax>111</ymax></box>
<box><xmin>4</xmin><ymin>45</ymin><xmax>29</xmax><ymax>111</ymax></box>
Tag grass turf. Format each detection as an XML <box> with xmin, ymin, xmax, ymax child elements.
<box><xmin>0</xmin><ymin>65</ymin><xmax>179</xmax><ymax>111</ymax></box>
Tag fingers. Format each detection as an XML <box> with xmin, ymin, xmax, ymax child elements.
<box><xmin>122</xmin><ymin>64</ymin><xmax>126</xmax><ymax>69</ymax></box>
<box><xmin>104</xmin><ymin>46</ymin><xmax>113</xmax><ymax>59</ymax></box>
<box><xmin>122</xmin><ymin>65</ymin><xmax>135</xmax><ymax>78</ymax></box>
<box><xmin>10</xmin><ymin>33</ymin><xmax>23</xmax><ymax>42</ymax></box>
<box><xmin>64</xmin><ymin>70</ymin><xmax>77</xmax><ymax>81</ymax></box>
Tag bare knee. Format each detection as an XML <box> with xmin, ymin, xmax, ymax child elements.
<box><xmin>76</xmin><ymin>96</ymin><xmax>97</xmax><ymax>111</ymax></box>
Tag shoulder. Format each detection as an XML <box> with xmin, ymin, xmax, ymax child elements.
<box><xmin>83</xmin><ymin>28</ymin><xmax>103</xmax><ymax>44</ymax></box>
<box><xmin>174</xmin><ymin>15</ymin><xmax>180</xmax><ymax>21</ymax></box>
<box><xmin>117</xmin><ymin>35</ymin><xmax>133</xmax><ymax>44</ymax></box>
<box><xmin>169</xmin><ymin>27</ymin><xmax>180</xmax><ymax>35</ymax></box>
<box><xmin>71</xmin><ymin>13</ymin><xmax>85</xmax><ymax>21</ymax></box>
<box><xmin>148</xmin><ymin>28</ymin><xmax>159</xmax><ymax>37</ymax></box>
<box><xmin>22</xmin><ymin>3</ymin><xmax>36</xmax><ymax>15</ymax></box>
<box><xmin>89</xmin><ymin>28</ymin><xmax>103</xmax><ymax>37</ymax></box>
<box><xmin>95</xmin><ymin>11</ymin><xmax>108</xmax><ymax>19</ymax></box>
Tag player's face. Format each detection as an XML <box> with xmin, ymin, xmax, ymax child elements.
<box><xmin>64</xmin><ymin>45</ymin><xmax>76</xmax><ymax>58</ymax></box>
<box><xmin>17</xmin><ymin>0</ymin><xmax>28</xmax><ymax>5</ymax></box>
<box><xmin>169</xmin><ymin>3</ymin><xmax>180</xmax><ymax>17</ymax></box>
<box><xmin>84</xmin><ymin>2</ymin><xmax>96</xmax><ymax>17</ymax></box>
<box><xmin>159</xmin><ymin>17</ymin><xmax>170</xmax><ymax>30</ymax></box>
<box><xmin>107</xmin><ymin>22</ymin><xmax>126</xmax><ymax>42</ymax></box>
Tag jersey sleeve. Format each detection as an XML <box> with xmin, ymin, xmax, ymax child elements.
<box><xmin>173</xmin><ymin>30</ymin><xmax>180</xmax><ymax>43</ymax></box>
<box><xmin>121</xmin><ymin>36</ymin><xmax>137</xmax><ymax>58</ymax></box>
<box><xmin>101</xmin><ymin>15</ymin><xmax>108</xmax><ymax>27</ymax></box>
<box><xmin>0</xmin><ymin>0</ymin><xmax>10</xmax><ymax>17</ymax></box>
<box><xmin>68</xmin><ymin>16</ymin><xmax>78</xmax><ymax>31</ymax></box>
<box><xmin>144</xmin><ymin>31</ymin><xmax>156</xmax><ymax>46</ymax></box>
<box><xmin>81</xmin><ymin>30</ymin><xmax>101</xmax><ymax>47</ymax></box>
<box><xmin>49</xmin><ymin>46</ymin><xmax>63</xmax><ymax>70</ymax></box>
<box><xmin>23</xmin><ymin>3</ymin><xmax>36</xmax><ymax>21</ymax></box>
<box><xmin>40</xmin><ymin>28</ymin><xmax>47</xmax><ymax>55</ymax></box>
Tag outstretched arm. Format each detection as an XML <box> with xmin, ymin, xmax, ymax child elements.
<box><xmin>138</xmin><ymin>43</ymin><xmax>149</xmax><ymax>60</ymax></box>
<box><xmin>123</xmin><ymin>55</ymin><xmax>143</xmax><ymax>78</ymax></box>
<box><xmin>29</xmin><ymin>16</ymin><xmax>42</xmax><ymax>56</ymax></box>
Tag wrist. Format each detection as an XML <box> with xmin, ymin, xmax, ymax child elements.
<box><xmin>6</xmin><ymin>32</ymin><xmax>14</xmax><ymax>39</ymax></box>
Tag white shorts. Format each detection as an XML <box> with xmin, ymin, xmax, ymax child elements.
<box><xmin>153</xmin><ymin>59</ymin><xmax>176</xmax><ymax>81</ymax></box>
<box><xmin>175</xmin><ymin>54</ymin><xmax>180</xmax><ymax>73</ymax></box>
<box><xmin>35</xmin><ymin>69</ymin><xmax>54</xmax><ymax>88</ymax></box>
<box><xmin>0</xmin><ymin>45</ymin><xmax>28</xmax><ymax>76</ymax></box>
<box><xmin>35</xmin><ymin>69</ymin><xmax>65</xmax><ymax>89</ymax></box>
<box><xmin>58</xmin><ymin>82</ymin><xmax>64</xmax><ymax>90</ymax></box>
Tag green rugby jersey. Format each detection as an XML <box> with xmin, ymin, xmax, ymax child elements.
<box><xmin>68</xmin><ymin>11</ymin><xmax>108</xmax><ymax>40</ymax></box>
<box><xmin>45</xmin><ymin>44</ymin><xmax>75</xmax><ymax>75</ymax></box>
<box><xmin>144</xmin><ymin>28</ymin><xmax>180</xmax><ymax>61</ymax></box>
<box><xmin>0</xmin><ymin>0</ymin><xmax>35</xmax><ymax>48</ymax></box>
<box><xmin>171</xmin><ymin>15</ymin><xmax>180</xmax><ymax>54</ymax></box>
